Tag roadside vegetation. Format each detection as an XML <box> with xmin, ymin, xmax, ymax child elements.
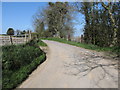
<box><xmin>37</xmin><ymin>39</ymin><xmax>47</xmax><ymax>46</ymax></box>
<box><xmin>43</xmin><ymin>38</ymin><xmax>120</xmax><ymax>56</ymax></box>
<box><xmin>1</xmin><ymin>1</ymin><xmax>119</xmax><ymax>89</ymax></box>
<box><xmin>33</xmin><ymin>2</ymin><xmax>119</xmax><ymax>57</ymax></box>
<box><xmin>2</xmin><ymin>39</ymin><xmax>46</xmax><ymax>89</ymax></box>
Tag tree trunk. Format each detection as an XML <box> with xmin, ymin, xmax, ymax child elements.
<box><xmin>101</xmin><ymin>2</ymin><xmax>117</xmax><ymax>46</ymax></box>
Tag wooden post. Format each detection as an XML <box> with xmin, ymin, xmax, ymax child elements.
<box><xmin>29</xmin><ymin>30</ymin><xmax>31</xmax><ymax>40</ymax></box>
<box><xmin>9</xmin><ymin>36</ymin><xmax>13</xmax><ymax>45</ymax></box>
<box><xmin>9</xmin><ymin>36</ymin><xmax>10</xmax><ymax>43</ymax></box>
<box><xmin>25</xmin><ymin>34</ymin><xmax>27</xmax><ymax>43</ymax></box>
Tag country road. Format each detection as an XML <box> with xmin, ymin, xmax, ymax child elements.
<box><xmin>19</xmin><ymin>40</ymin><xmax>118</xmax><ymax>88</ymax></box>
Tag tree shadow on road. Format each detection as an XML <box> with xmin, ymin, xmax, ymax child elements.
<box><xmin>64</xmin><ymin>53</ymin><xmax>118</xmax><ymax>88</ymax></box>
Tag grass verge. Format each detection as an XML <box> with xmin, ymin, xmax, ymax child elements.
<box><xmin>2</xmin><ymin>39</ymin><xmax>46</xmax><ymax>89</ymax></box>
<box><xmin>37</xmin><ymin>39</ymin><xmax>47</xmax><ymax>46</ymax></box>
<box><xmin>43</xmin><ymin>37</ymin><xmax>120</xmax><ymax>55</ymax></box>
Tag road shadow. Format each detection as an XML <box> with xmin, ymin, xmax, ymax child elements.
<box><xmin>63</xmin><ymin>52</ymin><xmax>118</xmax><ymax>88</ymax></box>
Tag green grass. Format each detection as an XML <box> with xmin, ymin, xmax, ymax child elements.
<box><xmin>2</xmin><ymin>39</ymin><xmax>46</xmax><ymax>89</ymax></box>
<box><xmin>3</xmin><ymin>54</ymin><xmax>46</xmax><ymax>89</ymax></box>
<box><xmin>37</xmin><ymin>39</ymin><xmax>47</xmax><ymax>46</ymax></box>
<box><xmin>42</xmin><ymin>37</ymin><xmax>120</xmax><ymax>54</ymax></box>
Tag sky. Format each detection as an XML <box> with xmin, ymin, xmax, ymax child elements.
<box><xmin>2</xmin><ymin>2</ymin><xmax>85</xmax><ymax>37</ymax></box>
<box><xmin>2</xmin><ymin>0</ymin><xmax>119</xmax><ymax>2</ymax></box>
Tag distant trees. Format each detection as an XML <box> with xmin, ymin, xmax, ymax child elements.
<box><xmin>74</xmin><ymin>2</ymin><xmax>119</xmax><ymax>47</ymax></box>
<box><xmin>21</xmin><ymin>30</ymin><xmax>26</xmax><ymax>35</ymax></box>
<box><xmin>33</xmin><ymin>2</ymin><xmax>74</xmax><ymax>40</ymax></box>
<box><xmin>45</xmin><ymin>2</ymin><xmax>70</xmax><ymax>37</ymax></box>
<box><xmin>35</xmin><ymin>21</ymin><xmax>45</xmax><ymax>37</ymax></box>
<box><xmin>33</xmin><ymin>9</ymin><xmax>45</xmax><ymax>37</ymax></box>
<box><xmin>33</xmin><ymin>2</ymin><xmax>119</xmax><ymax>47</ymax></box>
<box><xmin>16</xmin><ymin>30</ymin><xmax>21</xmax><ymax>35</ymax></box>
<box><xmin>7</xmin><ymin>28</ymin><xmax>14</xmax><ymax>35</ymax></box>
<box><xmin>7</xmin><ymin>28</ymin><xmax>14</xmax><ymax>44</ymax></box>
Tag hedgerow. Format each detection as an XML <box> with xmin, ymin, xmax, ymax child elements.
<box><xmin>2</xmin><ymin>39</ymin><xmax>46</xmax><ymax>89</ymax></box>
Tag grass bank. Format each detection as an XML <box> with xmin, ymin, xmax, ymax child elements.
<box><xmin>43</xmin><ymin>38</ymin><xmax>120</xmax><ymax>56</ymax></box>
<box><xmin>2</xmin><ymin>39</ymin><xmax>46</xmax><ymax>89</ymax></box>
<box><xmin>37</xmin><ymin>39</ymin><xmax>47</xmax><ymax>46</ymax></box>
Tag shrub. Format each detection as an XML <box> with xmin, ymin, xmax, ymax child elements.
<box><xmin>2</xmin><ymin>39</ymin><xmax>46</xmax><ymax>89</ymax></box>
<box><xmin>2</xmin><ymin>45</ymin><xmax>42</xmax><ymax>71</ymax></box>
<box><xmin>37</xmin><ymin>39</ymin><xmax>47</xmax><ymax>46</ymax></box>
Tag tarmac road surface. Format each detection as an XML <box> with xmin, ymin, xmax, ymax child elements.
<box><xmin>19</xmin><ymin>40</ymin><xmax>118</xmax><ymax>88</ymax></box>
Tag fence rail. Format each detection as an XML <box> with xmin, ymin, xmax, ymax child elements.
<box><xmin>0</xmin><ymin>36</ymin><xmax>29</xmax><ymax>46</ymax></box>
